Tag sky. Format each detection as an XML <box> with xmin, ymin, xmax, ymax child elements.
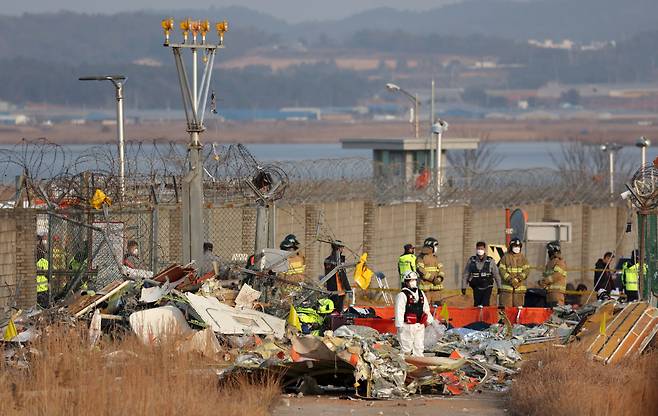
<box><xmin>2</xmin><ymin>0</ymin><xmax>458</xmax><ymax>22</ymax></box>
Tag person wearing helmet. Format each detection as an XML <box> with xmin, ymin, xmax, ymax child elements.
<box><xmin>416</xmin><ymin>237</ymin><xmax>445</xmax><ymax>304</ymax></box>
<box><xmin>498</xmin><ymin>238</ymin><xmax>530</xmax><ymax>307</ymax></box>
<box><xmin>461</xmin><ymin>241</ymin><xmax>502</xmax><ymax>306</ymax></box>
<box><xmin>324</xmin><ymin>240</ymin><xmax>351</xmax><ymax>312</ymax></box>
<box><xmin>280</xmin><ymin>235</ymin><xmax>306</xmax><ymax>282</ymax></box>
<box><xmin>539</xmin><ymin>241</ymin><xmax>568</xmax><ymax>306</ymax></box>
<box><xmin>398</xmin><ymin>243</ymin><xmax>417</xmax><ymax>288</ymax></box>
<box><xmin>395</xmin><ymin>270</ymin><xmax>434</xmax><ymax>356</ymax></box>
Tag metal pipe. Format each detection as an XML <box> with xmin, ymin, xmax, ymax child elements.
<box><xmin>436</xmin><ymin>129</ymin><xmax>442</xmax><ymax>203</ymax></box>
<box><xmin>609</xmin><ymin>150</ymin><xmax>614</xmax><ymax>196</ymax></box>
<box><xmin>115</xmin><ymin>81</ymin><xmax>125</xmax><ymax>199</ymax></box>
<box><xmin>414</xmin><ymin>93</ymin><xmax>419</xmax><ymax>139</ymax></box>
<box><xmin>639</xmin><ymin>211</ymin><xmax>646</xmax><ymax>301</ymax></box>
<box><xmin>192</xmin><ymin>47</ymin><xmax>198</xmax><ymax>114</ymax></box>
<box><xmin>430</xmin><ymin>79</ymin><xmax>435</xmax><ymax>169</ymax></box>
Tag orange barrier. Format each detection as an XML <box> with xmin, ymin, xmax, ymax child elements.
<box><xmin>353</xmin><ymin>305</ymin><xmax>553</xmax><ymax>334</ymax></box>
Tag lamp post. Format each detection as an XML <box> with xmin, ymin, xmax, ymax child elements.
<box><xmin>161</xmin><ymin>17</ymin><xmax>228</xmax><ymax>266</ymax></box>
<box><xmin>432</xmin><ymin>119</ymin><xmax>449</xmax><ymax>205</ymax></box>
<box><xmin>600</xmin><ymin>143</ymin><xmax>623</xmax><ymax>197</ymax></box>
<box><xmin>636</xmin><ymin>136</ymin><xmax>651</xmax><ymax>167</ymax></box>
<box><xmin>79</xmin><ymin>75</ymin><xmax>126</xmax><ymax>199</ymax></box>
<box><xmin>386</xmin><ymin>82</ymin><xmax>419</xmax><ymax>138</ymax></box>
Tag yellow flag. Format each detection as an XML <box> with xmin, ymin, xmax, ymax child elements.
<box><xmin>287</xmin><ymin>305</ymin><xmax>301</xmax><ymax>331</ymax></box>
<box><xmin>440</xmin><ymin>303</ymin><xmax>450</xmax><ymax>321</ymax></box>
<box><xmin>90</xmin><ymin>189</ymin><xmax>112</xmax><ymax>210</ymax></box>
<box><xmin>599</xmin><ymin>313</ymin><xmax>607</xmax><ymax>336</ymax></box>
<box><xmin>354</xmin><ymin>253</ymin><xmax>374</xmax><ymax>290</ymax></box>
<box><xmin>3</xmin><ymin>319</ymin><xmax>17</xmax><ymax>341</ymax></box>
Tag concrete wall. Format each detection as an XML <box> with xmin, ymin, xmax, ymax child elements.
<box><xmin>0</xmin><ymin>210</ymin><xmax>36</xmax><ymax>320</ymax></box>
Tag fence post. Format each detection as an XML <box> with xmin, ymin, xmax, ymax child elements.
<box><xmin>151</xmin><ymin>205</ymin><xmax>159</xmax><ymax>272</ymax></box>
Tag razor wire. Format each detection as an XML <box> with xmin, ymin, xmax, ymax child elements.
<box><xmin>0</xmin><ymin>139</ymin><xmax>632</xmax><ymax>209</ymax></box>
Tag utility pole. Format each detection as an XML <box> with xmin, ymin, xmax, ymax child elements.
<box><xmin>600</xmin><ymin>143</ymin><xmax>623</xmax><ymax>197</ymax></box>
<box><xmin>432</xmin><ymin>119</ymin><xmax>449</xmax><ymax>206</ymax></box>
<box><xmin>162</xmin><ymin>18</ymin><xmax>228</xmax><ymax>266</ymax></box>
<box><xmin>430</xmin><ymin>79</ymin><xmax>435</xmax><ymax>170</ymax></box>
<box><xmin>79</xmin><ymin>75</ymin><xmax>126</xmax><ymax>200</ymax></box>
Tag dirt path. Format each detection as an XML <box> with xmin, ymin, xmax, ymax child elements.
<box><xmin>273</xmin><ymin>392</ymin><xmax>508</xmax><ymax>416</ymax></box>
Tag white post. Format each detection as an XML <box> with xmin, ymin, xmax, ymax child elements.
<box><xmin>430</xmin><ymin>79</ymin><xmax>435</xmax><ymax>170</ymax></box>
<box><xmin>609</xmin><ymin>150</ymin><xmax>614</xmax><ymax>196</ymax></box>
<box><xmin>642</xmin><ymin>146</ymin><xmax>647</xmax><ymax>167</ymax></box>
<box><xmin>115</xmin><ymin>81</ymin><xmax>125</xmax><ymax>200</ymax></box>
<box><xmin>192</xmin><ymin>48</ymin><xmax>198</xmax><ymax>124</ymax></box>
<box><xmin>436</xmin><ymin>130</ymin><xmax>442</xmax><ymax>202</ymax></box>
<box><xmin>414</xmin><ymin>94</ymin><xmax>419</xmax><ymax>139</ymax></box>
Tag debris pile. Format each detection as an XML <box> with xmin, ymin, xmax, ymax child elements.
<box><xmin>2</xmin><ymin>262</ymin><xmax>657</xmax><ymax>400</ymax></box>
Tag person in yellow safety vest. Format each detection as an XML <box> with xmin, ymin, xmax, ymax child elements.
<box><xmin>280</xmin><ymin>234</ymin><xmax>306</xmax><ymax>282</ymax></box>
<box><xmin>36</xmin><ymin>257</ymin><xmax>49</xmax><ymax>308</ymax></box>
<box><xmin>498</xmin><ymin>238</ymin><xmax>530</xmax><ymax>307</ymax></box>
<box><xmin>416</xmin><ymin>237</ymin><xmax>445</xmax><ymax>304</ymax></box>
<box><xmin>622</xmin><ymin>250</ymin><xmax>647</xmax><ymax>302</ymax></box>
<box><xmin>538</xmin><ymin>241</ymin><xmax>567</xmax><ymax>307</ymax></box>
<box><xmin>398</xmin><ymin>243</ymin><xmax>417</xmax><ymax>288</ymax></box>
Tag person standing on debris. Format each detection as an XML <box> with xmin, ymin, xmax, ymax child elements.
<box><xmin>539</xmin><ymin>241</ymin><xmax>567</xmax><ymax>307</ymax></box>
<box><xmin>461</xmin><ymin>241</ymin><xmax>502</xmax><ymax>306</ymax></box>
<box><xmin>621</xmin><ymin>250</ymin><xmax>646</xmax><ymax>302</ymax></box>
<box><xmin>498</xmin><ymin>238</ymin><xmax>530</xmax><ymax>307</ymax></box>
<box><xmin>123</xmin><ymin>240</ymin><xmax>141</xmax><ymax>269</ymax></box>
<box><xmin>324</xmin><ymin>240</ymin><xmax>351</xmax><ymax>312</ymax></box>
<box><xmin>199</xmin><ymin>242</ymin><xmax>221</xmax><ymax>277</ymax></box>
<box><xmin>281</xmin><ymin>234</ymin><xmax>306</xmax><ymax>282</ymax></box>
<box><xmin>594</xmin><ymin>252</ymin><xmax>616</xmax><ymax>292</ymax></box>
<box><xmin>398</xmin><ymin>243</ymin><xmax>417</xmax><ymax>288</ymax></box>
<box><xmin>395</xmin><ymin>270</ymin><xmax>434</xmax><ymax>356</ymax></box>
<box><xmin>416</xmin><ymin>237</ymin><xmax>445</xmax><ymax>304</ymax></box>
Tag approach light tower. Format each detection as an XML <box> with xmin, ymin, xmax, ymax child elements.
<box><xmin>162</xmin><ymin>18</ymin><xmax>228</xmax><ymax>265</ymax></box>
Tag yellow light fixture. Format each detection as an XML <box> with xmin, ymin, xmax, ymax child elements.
<box><xmin>215</xmin><ymin>20</ymin><xmax>229</xmax><ymax>44</ymax></box>
<box><xmin>190</xmin><ymin>20</ymin><xmax>200</xmax><ymax>43</ymax></box>
<box><xmin>161</xmin><ymin>18</ymin><xmax>174</xmax><ymax>45</ymax></box>
<box><xmin>180</xmin><ymin>18</ymin><xmax>191</xmax><ymax>43</ymax></box>
<box><xmin>199</xmin><ymin>20</ymin><xmax>210</xmax><ymax>44</ymax></box>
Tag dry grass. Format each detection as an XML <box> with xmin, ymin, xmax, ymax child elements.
<box><xmin>0</xmin><ymin>325</ymin><xmax>280</xmax><ymax>416</ymax></box>
<box><xmin>509</xmin><ymin>347</ymin><xmax>658</xmax><ymax>416</ymax></box>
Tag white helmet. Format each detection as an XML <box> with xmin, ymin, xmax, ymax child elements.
<box><xmin>403</xmin><ymin>270</ymin><xmax>419</xmax><ymax>281</ymax></box>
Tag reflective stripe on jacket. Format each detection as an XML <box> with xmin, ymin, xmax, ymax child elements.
<box><xmin>499</xmin><ymin>252</ymin><xmax>530</xmax><ymax>293</ymax></box>
<box><xmin>622</xmin><ymin>262</ymin><xmax>646</xmax><ymax>291</ymax></box>
<box><xmin>36</xmin><ymin>258</ymin><xmax>49</xmax><ymax>293</ymax></box>
<box><xmin>398</xmin><ymin>253</ymin><xmax>417</xmax><ymax>281</ymax></box>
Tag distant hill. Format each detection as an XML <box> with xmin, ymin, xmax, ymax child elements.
<box><xmin>293</xmin><ymin>0</ymin><xmax>658</xmax><ymax>41</ymax></box>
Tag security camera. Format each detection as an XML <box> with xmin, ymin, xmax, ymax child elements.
<box><xmin>620</xmin><ymin>190</ymin><xmax>631</xmax><ymax>200</ymax></box>
<box><xmin>636</xmin><ymin>136</ymin><xmax>651</xmax><ymax>148</ymax></box>
<box><xmin>432</xmin><ymin>119</ymin><xmax>449</xmax><ymax>134</ymax></box>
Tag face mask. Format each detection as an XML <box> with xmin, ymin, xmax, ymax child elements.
<box><xmin>476</xmin><ymin>249</ymin><xmax>485</xmax><ymax>256</ymax></box>
<box><xmin>408</xmin><ymin>280</ymin><xmax>418</xmax><ymax>289</ymax></box>
<box><xmin>512</xmin><ymin>247</ymin><xmax>521</xmax><ymax>254</ymax></box>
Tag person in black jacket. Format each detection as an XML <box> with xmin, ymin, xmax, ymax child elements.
<box><xmin>594</xmin><ymin>252</ymin><xmax>616</xmax><ymax>292</ymax></box>
<box><xmin>324</xmin><ymin>240</ymin><xmax>351</xmax><ymax>312</ymax></box>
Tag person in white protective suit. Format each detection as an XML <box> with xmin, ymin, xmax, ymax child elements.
<box><xmin>395</xmin><ymin>270</ymin><xmax>434</xmax><ymax>356</ymax></box>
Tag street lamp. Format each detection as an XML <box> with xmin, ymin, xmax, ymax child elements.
<box><xmin>636</xmin><ymin>136</ymin><xmax>651</xmax><ymax>167</ymax></box>
<box><xmin>162</xmin><ymin>17</ymin><xmax>228</xmax><ymax>266</ymax></box>
<box><xmin>386</xmin><ymin>82</ymin><xmax>419</xmax><ymax>138</ymax></box>
<box><xmin>600</xmin><ymin>142</ymin><xmax>623</xmax><ymax>196</ymax></box>
<box><xmin>432</xmin><ymin>119</ymin><xmax>449</xmax><ymax>204</ymax></box>
<box><xmin>79</xmin><ymin>75</ymin><xmax>126</xmax><ymax>199</ymax></box>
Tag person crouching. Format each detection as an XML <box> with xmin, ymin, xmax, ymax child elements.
<box><xmin>395</xmin><ymin>270</ymin><xmax>434</xmax><ymax>357</ymax></box>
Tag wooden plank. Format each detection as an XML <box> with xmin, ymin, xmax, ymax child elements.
<box><xmin>67</xmin><ymin>280</ymin><xmax>124</xmax><ymax>314</ymax></box>
<box><xmin>588</xmin><ymin>303</ymin><xmax>648</xmax><ymax>362</ymax></box>
<box><xmin>74</xmin><ymin>281</ymin><xmax>132</xmax><ymax>317</ymax></box>
<box><xmin>587</xmin><ymin>302</ymin><xmax>645</xmax><ymax>357</ymax></box>
<box><xmin>608</xmin><ymin>307</ymin><xmax>658</xmax><ymax>364</ymax></box>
